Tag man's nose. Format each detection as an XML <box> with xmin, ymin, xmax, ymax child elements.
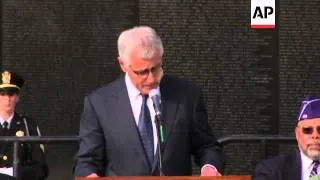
<box><xmin>312</xmin><ymin>129</ymin><xmax>320</xmax><ymax>138</ymax></box>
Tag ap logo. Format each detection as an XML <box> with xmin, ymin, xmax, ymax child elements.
<box><xmin>251</xmin><ymin>0</ymin><xmax>275</xmax><ymax>29</ymax></box>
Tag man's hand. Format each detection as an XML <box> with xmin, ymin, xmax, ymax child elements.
<box><xmin>200</xmin><ymin>165</ymin><xmax>222</xmax><ymax>176</ymax></box>
<box><xmin>86</xmin><ymin>173</ymin><xmax>99</xmax><ymax>178</ymax></box>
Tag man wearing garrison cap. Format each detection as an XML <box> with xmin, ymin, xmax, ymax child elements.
<box><xmin>0</xmin><ymin>70</ymin><xmax>49</xmax><ymax>180</ymax></box>
<box><xmin>253</xmin><ymin>95</ymin><xmax>320</xmax><ymax>180</ymax></box>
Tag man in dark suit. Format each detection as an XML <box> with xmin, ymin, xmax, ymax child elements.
<box><xmin>0</xmin><ymin>70</ymin><xmax>49</xmax><ymax>180</ymax></box>
<box><xmin>74</xmin><ymin>26</ymin><xmax>224</xmax><ymax>177</ymax></box>
<box><xmin>253</xmin><ymin>95</ymin><xmax>320</xmax><ymax>180</ymax></box>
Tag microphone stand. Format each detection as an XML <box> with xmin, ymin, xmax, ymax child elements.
<box><xmin>154</xmin><ymin>114</ymin><xmax>165</xmax><ymax>176</ymax></box>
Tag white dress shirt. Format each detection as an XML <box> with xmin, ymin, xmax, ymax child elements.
<box><xmin>125</xmin><ymin>73</ymin><xmax>159</xmax><ymax>154</ymax></box>
<box><xmin>300</xmin><ymin>151</ymin><xmax>320</xmax><ymax>180</ymax></box>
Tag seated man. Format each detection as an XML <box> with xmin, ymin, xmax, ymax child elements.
<box><xmin>0</xmin><ymin>70</ymin><xmax>49</xmax><ymax>180</ymax></box>
<box><xmin>253</xmin><ymin>95</ymin><xmax>320</xmax><ymax>180</ymax></box>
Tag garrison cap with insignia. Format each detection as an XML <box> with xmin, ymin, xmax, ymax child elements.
<box><xmin>298</xmin><ymin>95</ymin><xmax>320</xmax><ymax>121</ymax></box>
<box><xmin>0</xmin><ymin>70</ymin><xmax>24</xmax><ymax>95</ymax></box>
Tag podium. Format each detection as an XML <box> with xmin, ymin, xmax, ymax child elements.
<box><xmin>76</xmin><ymin>176</ymin><xmax>251</xmax><ymax>180</ymax></box>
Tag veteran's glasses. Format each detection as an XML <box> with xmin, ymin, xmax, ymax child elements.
<box><xmin>299</xmin><ymin>126</ymin><xmax>320</xmax><ymax>135</ymax></box>
<box><xmin>128</xmin><ymin>64</ymin><xmax>163</xmax><ymax>77</ymax></box>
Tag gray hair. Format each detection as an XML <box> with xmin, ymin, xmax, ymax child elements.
<box><xmin>117</xmin><ymin>26</ymin><xmax>164</xmax><ymax>64</ymax></box>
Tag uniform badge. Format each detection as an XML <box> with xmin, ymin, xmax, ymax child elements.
<box><xmin>16</xmin><ymin>130</ymin><xmax>24</xmax><ymax>137</ymax></box>
<box><xmin>2</xmin><ymin>155</ymin><xmax>7</xmax><ymax>160</ymax></box>
<box><xmin>1</xmin><ymin>71</ymin><xmax>11</xmax><ymax>84</ymax></box>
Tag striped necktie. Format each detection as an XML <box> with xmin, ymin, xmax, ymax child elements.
<box><xmin>310</xmin><ymin>161</ymin><xmax>319</xmax><ymax>177</ymax></box>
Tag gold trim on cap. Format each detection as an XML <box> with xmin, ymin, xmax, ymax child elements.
<box><xmin>0</xmin><ymin>84</ymin><xmax>20</xmax><ymax>89</ymax></box>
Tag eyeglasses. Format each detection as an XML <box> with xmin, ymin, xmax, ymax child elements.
<box><xmin>300</xmin><ymin>126</ymin><xmax>320</xmax><ymax>134</ymax></box>
<box><xmin>128</xmin><ymin>64</ymin><xmax>163</xmax><ymax>77</ymax></box>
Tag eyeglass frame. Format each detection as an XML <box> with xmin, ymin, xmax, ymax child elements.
<box><xmin>298</xmin><ymin>126</ymin><xmax>320</xmax><ymax>135</ymax></box>
<box><xmin>127</xmin><ymin>63</ymin><xmax>164</xmax><ymax>77</ymax></box>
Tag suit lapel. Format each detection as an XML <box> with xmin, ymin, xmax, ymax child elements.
<box><xmin>152</xmin><ymin>76</ymin><xmax>179</xmax><ymax>172</ymax></box>
<box><xmin>113</xmin><ymin>77</ymin><xmax>150</xmax><ymax>170</ymax></box>
<box><xmin>283</xmin><ymin>150</ymin><xmax>301</xmax><ymax>180</ymax></box>
<box><xmin>159</xmin><ymin>75</ymin><xmax>179</xmax><ymax>150</ymax></box>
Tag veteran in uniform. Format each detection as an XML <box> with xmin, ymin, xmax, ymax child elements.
<box><xmin>254</xmin><ymin>95</ymin><xmax>320</xmax><ymax>180</ymax></box>
<box><xmin>0</xmin><ymin>70</ymin><xmax>48</xmax><ymax>180</ymax></box>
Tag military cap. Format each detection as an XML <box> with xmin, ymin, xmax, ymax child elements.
<box><xmin>0</xmin><ymin>70</ymin><xmax>24</xmax><ymax>94</ymax></box>
<box><xmin>297</xmin><ymin>95</ymin><xmax>320</xmax><ymax>121</ymax></box>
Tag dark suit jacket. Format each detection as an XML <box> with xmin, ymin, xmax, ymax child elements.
<box><xmin>74</xmin><ymin>75</ymin><xmax>224</xmax><ymax>177</ymax></box>
<box><xmin>0</xmin><ymin>173</ymin><xmax>17</xmax><ymax>180</ymax></box>
<box><xmin>0</xmin><ymin>113</ymin><xmax>49</xmax><ymax>180</ymax></box>
<box><xmin>253</xmin><ymin>149</ymin><xmax>301</xmax><ymax>180</ymax></box>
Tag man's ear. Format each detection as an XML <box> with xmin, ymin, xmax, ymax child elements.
<box><xmin>118</xmin><ymin>57</ymin><xmax>128</xmax><ymax>73</ymax></box>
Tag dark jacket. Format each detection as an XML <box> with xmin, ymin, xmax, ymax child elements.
<box><xmin>253</xmin><ymin>149</ymin><xmax>301</xmax><ymax>180</ymax></box>
<box><xmin>0</xmin><ymin>113</ymin><xmax>49</xmax><ymax>180</ymax></box>
<box><xmin>75</xmin><ymin>75</ymin><xmax>225</xmax><ymax>176</ymax></box>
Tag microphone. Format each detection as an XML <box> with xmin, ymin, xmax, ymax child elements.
<box><xmin>149</xmin><ymin>89</ymin><xmax>165</xmax><ymax>176</ymax></box>
<box><xmin>150</xmin><ymin>94</ymin><xmax>161</xmax><ymax>117</ymax></box>
<box><xmin>149</xmin><ymin>89</ymin><xmax>164</xmax><ymax>144</ymax></box>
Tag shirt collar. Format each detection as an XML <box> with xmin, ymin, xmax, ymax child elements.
<box><xmin>0</xmin><ymin>113</ymin><xmax>14</xmax><ymax>128</ymax></box>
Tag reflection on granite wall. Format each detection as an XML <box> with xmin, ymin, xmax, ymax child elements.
<box><xmin>278</xmin><ymin>0</ymin><xmax>320</xmax><ymax>154</ymax></box>
<box><xmin>2</xmin><ymin>1</ymin><xmax>138</xmax><ymax>180</ymax></box>
<box><xmin>140</xmin><ymin>0</ymin><xmax>279</xmax><ymax>175</ymax></box>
